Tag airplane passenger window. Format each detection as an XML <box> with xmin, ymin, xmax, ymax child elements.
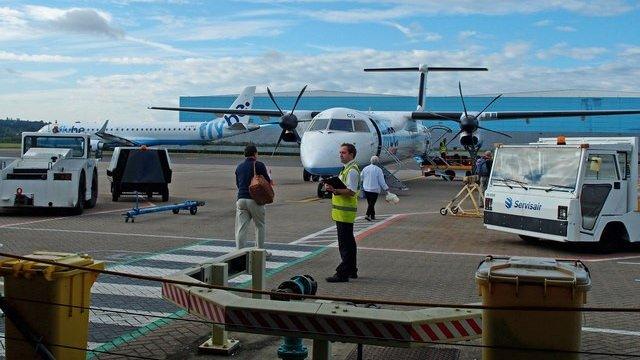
<box><xmin>353</xmin><ymin>120</ymin><xmax>370</xmax><ymax>132</ymax></box>
<box><xmin>309</xmin><ymin>118</ymin><xmax>329</xmax><ymax>131</ymax></box>
<box><xmin>328</xmin><ymin>119</ymin><xmax>353</xmax><ymax>132</ymax></box>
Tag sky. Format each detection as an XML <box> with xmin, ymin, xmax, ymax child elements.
<box><xmin>0</xmin><ymin>0</ymin><xmax>639</xmax><ymax>123</ymax></box>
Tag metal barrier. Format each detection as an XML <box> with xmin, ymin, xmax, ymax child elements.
<box><xmin>162</xmin><ymin>256</ymin><xmax>482</xmax><ymax>359</ymax></box>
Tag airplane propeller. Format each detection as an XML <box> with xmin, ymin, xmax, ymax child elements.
<box><xmin>446</xmin><ymin>82</ymin><xmax>510</xmax><ymax>147</ymax></box>
<box><xmin>268</xmin><ymin>85</ymin><xmax>308</xmax><ymax>155</ymax></box>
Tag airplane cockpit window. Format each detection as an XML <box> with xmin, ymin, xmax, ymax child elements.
<box><xmin>328</xmin><ymin>119</ymin><xmax>353</xmax><ymax>132</ymax></box>
<box><xmin>308</xmin><ymin>118</ymin><xmax>330</xmax><ymax>131</ymax></box>
<box><xmin>353</xmin><ymin>120</ymin><xmax>370</xmax><ymax>132</ymax></box>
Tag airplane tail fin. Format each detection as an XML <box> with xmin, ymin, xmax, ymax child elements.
<box><xmin>364</xmin><ymin>66</ymin><xmax>487</xmax><ymax>111</ymax></box>
<box><xmin>224</xmin><ymin>86</ymin><xmax>256</xmax><ymax>126</ymax></box>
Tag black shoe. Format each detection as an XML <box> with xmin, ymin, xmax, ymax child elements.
<box><xmin>349</xmin><ymin>272</ymin><xmax>358</xmax><ymax>279</ymax></box>
<box><xmin>326</xmin><ymin>274</ymin><xmax>349</xmax><ymax>283</ymax></box>
<box><xmin>365</xmin><ymin>216</ymin><xmax>371</xmax><ymax>221</ymax></box>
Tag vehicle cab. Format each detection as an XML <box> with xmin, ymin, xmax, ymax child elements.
<box><xmin>484</xmin><ymin>137</ymin><xmax>639</xmax><ymax>246</ymax></box>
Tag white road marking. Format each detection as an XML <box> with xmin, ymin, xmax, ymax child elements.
<box><xmin>184</xmin><ymin>245</ymin><xmax>312</xmax><ymax>258</ymax></box>
<box><xmin>0</xmin><ymin>206</ymin><xmax>137</xmax><ymax>228</ymax></box>
<box><xmin>617</xmin><ymin>261</ymin><xmax>640</xmax><ymax>265</ymax></box>
<box><xmin>583</xmin><ymin>327</ymin><xmax>640</xmax><ymax>337</ymax></box>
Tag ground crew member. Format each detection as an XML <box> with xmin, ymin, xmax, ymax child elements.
<box><xmin>476</xmin><ymin>150</ymin><xmax>493</xmax><ymax>204</ymax></box>
<box><xmin>235</xmin><ymin>145</ymin><xmax>272</xmax><ymax>252</ymax></box>
<box><xmin>324</xmin><ymin>143</ymin><xmax>360</xmax><ymax>283</ymax></box>
<box><xmin>361</xmin><ymin>155</ymin><xmax>389</xmax><ymax>221</ymax></box>
<box><xmin>439</xmin><ymin>139</ymin><xmax>447</xmax><ymax>159</ymax></box>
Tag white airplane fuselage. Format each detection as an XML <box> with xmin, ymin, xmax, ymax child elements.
<box><xmin>39</xmin><ymin>117</ymin><xmax>258</xmax><ymax>147</ymax></box>
<box><xmin>300</xmin><ymin>107</ymin><xmax>429</xmax><ymax>175</ymax></box>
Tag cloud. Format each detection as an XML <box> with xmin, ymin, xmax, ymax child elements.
<box><xmin>458</xmin><ymin>30</ymin><xmax>478</xmax><ymax>41</ymax></box>
<box><xmin>503</xmin><ymin>41</ymin><xmax>531</xmax><ymax>59</ymax></box>
<box><xmin>534</xmin><ymin>19</ymin><xmax>552</xmax><ymax>26</ymax></box>
<box><xmin>3</xmin><ymin>68</ymin><xmax>76</xmax><ymax>82</ymax></box>
<box><xmin>178</xmin><ymin>20</ymin><xmax>291</xmax><ymax>41</ymax></box>
<box><xmin>383</xmin><ymin>21</ymin><xmax>441</xmax><ymax>42</ymax></box>
<box><xmin>25</xmin><ymin>6</ymin><xmax>124</xmax><ymax>38</ymax></box>
<box><xmin>537</xmin><ymin>43</ymin><xmax>607</xmax><ymax>60</ymax></box>
<box><xmin>0</xmin><ymin>50</ymin><xmax>163</xmax><ymax>65</ymax></box>
<box><xmin>555</xmin><ymin>25</ymin><xmax>577</xmax><ymax>32</ymax></box>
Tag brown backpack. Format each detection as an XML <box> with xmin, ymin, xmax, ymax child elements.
<box><xmin>249</xmin><ymin>161</ymin><xmax>274</xmax><ymax>205</ymax></box>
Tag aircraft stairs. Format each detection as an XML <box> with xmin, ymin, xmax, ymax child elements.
<box><xmin>380</xmin><ymin>146</ymin><xmax>408</xmax><ymax>191</ymax></box>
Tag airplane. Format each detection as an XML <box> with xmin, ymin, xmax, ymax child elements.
<box><xmin>39</xmin><ymin>86</ymin><xmax>260</xmax><ymax>150</ymax></box>
<box><xmin>149</xmin><ymin>65</ymin><xmax>640</xmax><ymax>194</ymax></box>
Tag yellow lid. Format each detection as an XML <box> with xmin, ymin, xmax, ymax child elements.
<box><xmin>0</xmin><ymin>252</ymin><xmax>99</xmax><ymax>280</ymax></box>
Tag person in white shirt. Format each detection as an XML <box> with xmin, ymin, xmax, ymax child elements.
<box><xmin>361</xmin><ymin>156</ymin><xmax>389</xmax><ymax>221</ymax></box>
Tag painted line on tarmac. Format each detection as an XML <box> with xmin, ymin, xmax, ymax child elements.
<box><xmin>583</xmin><ymin>327</ymin><xmax>640</xmax><ymax>337</ymax></box>
<box><xmin>288</xmin><ymin>196</ymin><xmax>322</xmax><ymax>203</ymax></box>
<box><xmin>617</xmin><ymin>261</ymin><xmax>640</xmax><ymax>265</ymax></box>
<box><xmin>0</xmin><ymin>206</ymin><xmax>146</xmax><ymax>228</ymax></box>
<box><xmin>356</xmin><ymin>214</ymin><xmax>408</xmax><ymax>241</ymax></box>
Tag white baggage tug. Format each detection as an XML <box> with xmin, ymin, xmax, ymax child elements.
<box><xmin>484</xmin><ymin>137</ymin><xmax>639</xmax><ymax>247</ymax></box>
<box><xmin>0</xmin><ymin>132</ymin><xmax>99</xmax><ymax>214</ymax></box>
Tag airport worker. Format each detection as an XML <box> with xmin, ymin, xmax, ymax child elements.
<box><xmin>324</xmin><ymin>143</ymin><xmax>361</xmax><ymax>283</ymax></box>
<box><xmin>361</xmin><ymin>155</ymin><xmax>389</xmax><ymax>221</ymax></box>
<box><xmin>439</xmin><ymin>139</ymin><xmax>447</xmax><ymax>159</ymax></box>
<box><xmin>235</xmin><ymin>145</ymin><xmax>272</xmax><ymax>251</ymax></box>
<box><xmin>476</xmin><ymin>150</ymin><xmax>493</xmax><ymax>203</ymax></box>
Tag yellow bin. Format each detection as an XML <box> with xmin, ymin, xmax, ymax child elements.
<box><xmin>475</xmin><ymin>256</ymin><xmax>591</xmax><ymax>360</ymax></box>
<box><xmin>0</xmin><ymin>252</ymin><xmax>104</xmax><ymax>359</ymax></box>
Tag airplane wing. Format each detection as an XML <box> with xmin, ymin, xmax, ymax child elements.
<box><xmin>148</xmin><ymin>106</ymin><xmax>321</xmax><ymax>121</ymax></box>
<box><xmin>411</xmin><ymin>109</ymin><xmax>640</xmax><ymax>121</ymax></box>
<box><xmin>95</xmin><ymin>120</ymin><xmax>140</xmax><ymax>146</ymax></box>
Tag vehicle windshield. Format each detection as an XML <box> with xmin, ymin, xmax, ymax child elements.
<box><xmin>491</xmin><ymin>147</ymin><xmax>581</xmax><ymax>190</ymax></box>
<box><xmin>23</xmin><ymin>136</ymin><xmax>85</xmax><ymax>157</ymax></box>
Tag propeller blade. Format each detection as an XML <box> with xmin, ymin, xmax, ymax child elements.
<box><xmin>293</xmin><ymin>129</ymin><xmax>301</xmax><ymax>144</ymax></box>
<box><xmin>476</xmin><ymin>93</ymin><xmax>503</xmax><ymax>119</ymax></box>
<box><xmin>446</xmin><ymin>129</ymin><xmax>464</xmax><ymax>147</ymax></box>
<box><xmin>266</xmin><ymin>87</ymin><xmax>284</xmax><ymax>116</ymax></box>
<box><xmin>478</xmin><ymin>126</ymin><xmax>512</xmax><ymax>138</ymax></box>
<box><xmin>272</xmin><ymin>129</ymin><xmax>286</xmax><ymax>156</ymax></box>
<box><xmin>458</xmin><ymin>82</ymin><xmax>468</xmax><ymax>118</ymax></box>
<box><xmin>291</xmin><ymin>85</ymin><xmax>308</xmax><ymax>114</ymax></box>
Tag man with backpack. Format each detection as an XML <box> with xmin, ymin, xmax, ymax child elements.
<box><xmin>235</xmin><ymin>145</ymin><xmax>272</xmax><ymax>251</ymax></box>
<box><xmin>475</xmin><ymin>150</ymin><xmax>493</xmax><ymax>204</ymax></box>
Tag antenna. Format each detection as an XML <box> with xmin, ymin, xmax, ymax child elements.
<box><xmin>364</xmin><ymin>65</ymin><xmax>488</xmax><ymax>111</ymax></box>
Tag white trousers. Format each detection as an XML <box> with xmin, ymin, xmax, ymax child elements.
<box><xmin>235</xmin><ymin>198</ymin><xmax>266</xmax><ymax>249</ymax></box>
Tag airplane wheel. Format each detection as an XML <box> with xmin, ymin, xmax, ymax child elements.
<box><xmin>172</xmin><ymin>208</ymin><xmax>180</xmax><ymax>214</ymax></box>
<box><xmin>303</xmin><ymin>169</ymin><xmax>311</xmax><ymax>182</ymax></box>
<box><xmin>440</xmin><ymin>208</ymin><xmax>448</xmax><ymax>216</ymax></box>
<box><xmin>190</xmin><ymin>207</ymin><xmax>198</xmax><ymax>215</ymax></box>
<box><xmin>312</xmin><ymin>175</ymin><xmax>320</xmax><ymax>182</ymax></box>
<box><xmin>161</xmin><ymin>185</ymin><xmax>169</xmax><ymax>202</ymax></box>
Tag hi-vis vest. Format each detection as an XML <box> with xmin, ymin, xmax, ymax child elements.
<box><xmin>331</xmin><ymin>162</ymin><xmax>360</xmax><ymax>223</ymax></box>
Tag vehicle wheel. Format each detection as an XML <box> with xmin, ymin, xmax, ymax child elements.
<box><xmin>72</xmin><ymin>173</ymin><xmax>86</xmax><ymax>215</ymax></box>
<box><xmin>161</xmin><ymin>185</ymin><xmax>169</xmax><ymax>202</ymax></box>
<box><xmin>444</xmin><ymin>170</ymin><xmax>456</xmax><ymax>181</ymax></box>
<box><xmin>147</xmin><ymin>191</ymin><xmax>153</xmax><ymax>199</ymax></box>
<box><xmin>317</xmin><ymin>183</ymin><xmax>324</xmax><ymax>199</ymax></box>
<box><xmin>311</xmin><ymin>175</ymin><xmax>320</xmax><ymax>182</ymax></box>
<box><xmin>303</xmin><ymin>169</ymin><xmax>311</xmax><ymax>182</ymax></box>
<box><xmin>189</xmin><ymin>207</ymin><xmax>197</xmax><ymax>215</ymax></box>
<box><xmin>172</xmin><ymin>208</ymin><xmax>180</xmax><ymax>214</ymax></box>
<box><xmin>440</xmin><ymin>208</ymin><xmax>448</xmax><ymax>216</ymax></box>
<box><xmin>519</xmin><ymin>235</ymin><xmax>539</xmax><ymax>243</ymax></box>
<box><xmin>85</xmin><ymin>170</ymin><xmax>98</xmax><ymax>209</ymax></box>
<box><xmin>451</xmin><ymin>207</ymin><xmax>459</xmax><ymax>214</ymax></box>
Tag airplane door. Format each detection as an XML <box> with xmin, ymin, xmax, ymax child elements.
<box><xmin>367</xmin><ymin>117</ymin><xmax>383</xmax><ymax>157</ymax></box>
<box><xmin>580</xmin><ymin>152</ymin><xmax>626</xmax><ymax>232</ymax></box>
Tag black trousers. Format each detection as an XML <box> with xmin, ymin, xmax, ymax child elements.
<box><xmin>364</xmin><ymin>191</ymin><xmax>379</xmax><ymax>218</ymax></box>
<box><xmin>335</xmin><ymin>221</ymin><xmax>357</xmax><ymax>277</ymax></box>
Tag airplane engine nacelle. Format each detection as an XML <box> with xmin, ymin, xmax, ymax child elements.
<box><xmin>90</xmin><ymin>140</ymin><xmax>104</xmax><ymax>151</ymax></box>
<box><xmin>282</xmin><ymin>131</ymin><xmax>297</xmax><ymax>142</ymax></box>
<box><xmin>459</xmin><ymin>131</ymin><xmax>481</xmax><ymax>147</ymax></box>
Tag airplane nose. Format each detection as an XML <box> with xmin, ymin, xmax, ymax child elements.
<box><xmin>300</xmin><ymin>131</ymin><xmax>343</xmax><ymax>175</ymax></box>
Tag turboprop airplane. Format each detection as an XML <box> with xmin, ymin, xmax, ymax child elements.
<box><xmin>149</xmin><ymin>66</ymin><xmax>640</xmax><ymax>192</ymax></box>
<box><xmin>39</xmin><ymin>86</ymin><xmax>259</xmax><ymax>150</ymax></box>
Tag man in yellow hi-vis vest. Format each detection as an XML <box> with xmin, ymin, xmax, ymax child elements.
<box><xmin>324</xmin><ymin>143</ymin><xmax>361</xmax><ymax>283</ymax></box>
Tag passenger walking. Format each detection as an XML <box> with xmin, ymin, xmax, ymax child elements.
<box><xmin>361</xmin><ymin>156</ymin><xmax>389</xmax><ymax>221</ymax></box>
<box><xmin>235</xmin><ymin>145</ymin><xmax>272</xmax><ymax>250</ymax></box>
<box><xmin>324</xmin><ymin>143</ymin><xmax>360</xmax><ymax>283</ymax></box>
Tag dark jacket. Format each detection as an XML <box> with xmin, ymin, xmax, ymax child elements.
<box><xmin>235</xmin><ymin>158</ymin><xmax>271</xmax><ymax>200</ymax></box>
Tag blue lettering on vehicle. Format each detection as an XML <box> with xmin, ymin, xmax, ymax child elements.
<box><xmin>505</xmin><ymin>197</ymin><xmax>542</xmax><ymax>211</ymax></box>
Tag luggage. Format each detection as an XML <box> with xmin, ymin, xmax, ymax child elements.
<box><xmin>249</xmin><ymin>161</ymin><xmax>274</xmax><ymax>205</ymax></box>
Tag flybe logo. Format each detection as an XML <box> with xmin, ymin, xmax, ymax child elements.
<box><xmin>224</xmin><ymin>101</ymin><xmax>250</xmax><ymax>126</ymax></box>
<box><xmin>505</xmin><ymin>197</ymin><xmax>542</xmax><ymax>211</ymax></box>
<box><xmin>59</xmin><ymin>125</ymin><xmax>86</xmax><ymax>133</ymax></box>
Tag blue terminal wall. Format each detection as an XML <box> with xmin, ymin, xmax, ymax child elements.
<box><xmin>180</xmin><ymin>95</ymin><xmax>640</xmax><ymax>133</ymax></box>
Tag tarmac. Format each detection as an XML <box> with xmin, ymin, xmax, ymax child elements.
<box><xmin>0</xmin><ymin>151</ymin><xmax>638</xmax><ymax>359</ymax></box>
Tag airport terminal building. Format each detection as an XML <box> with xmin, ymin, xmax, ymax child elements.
<box><xmin>179</xmin><ymin>90</ymin><xmax>640</xmax><ymax>148</ymax></box>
